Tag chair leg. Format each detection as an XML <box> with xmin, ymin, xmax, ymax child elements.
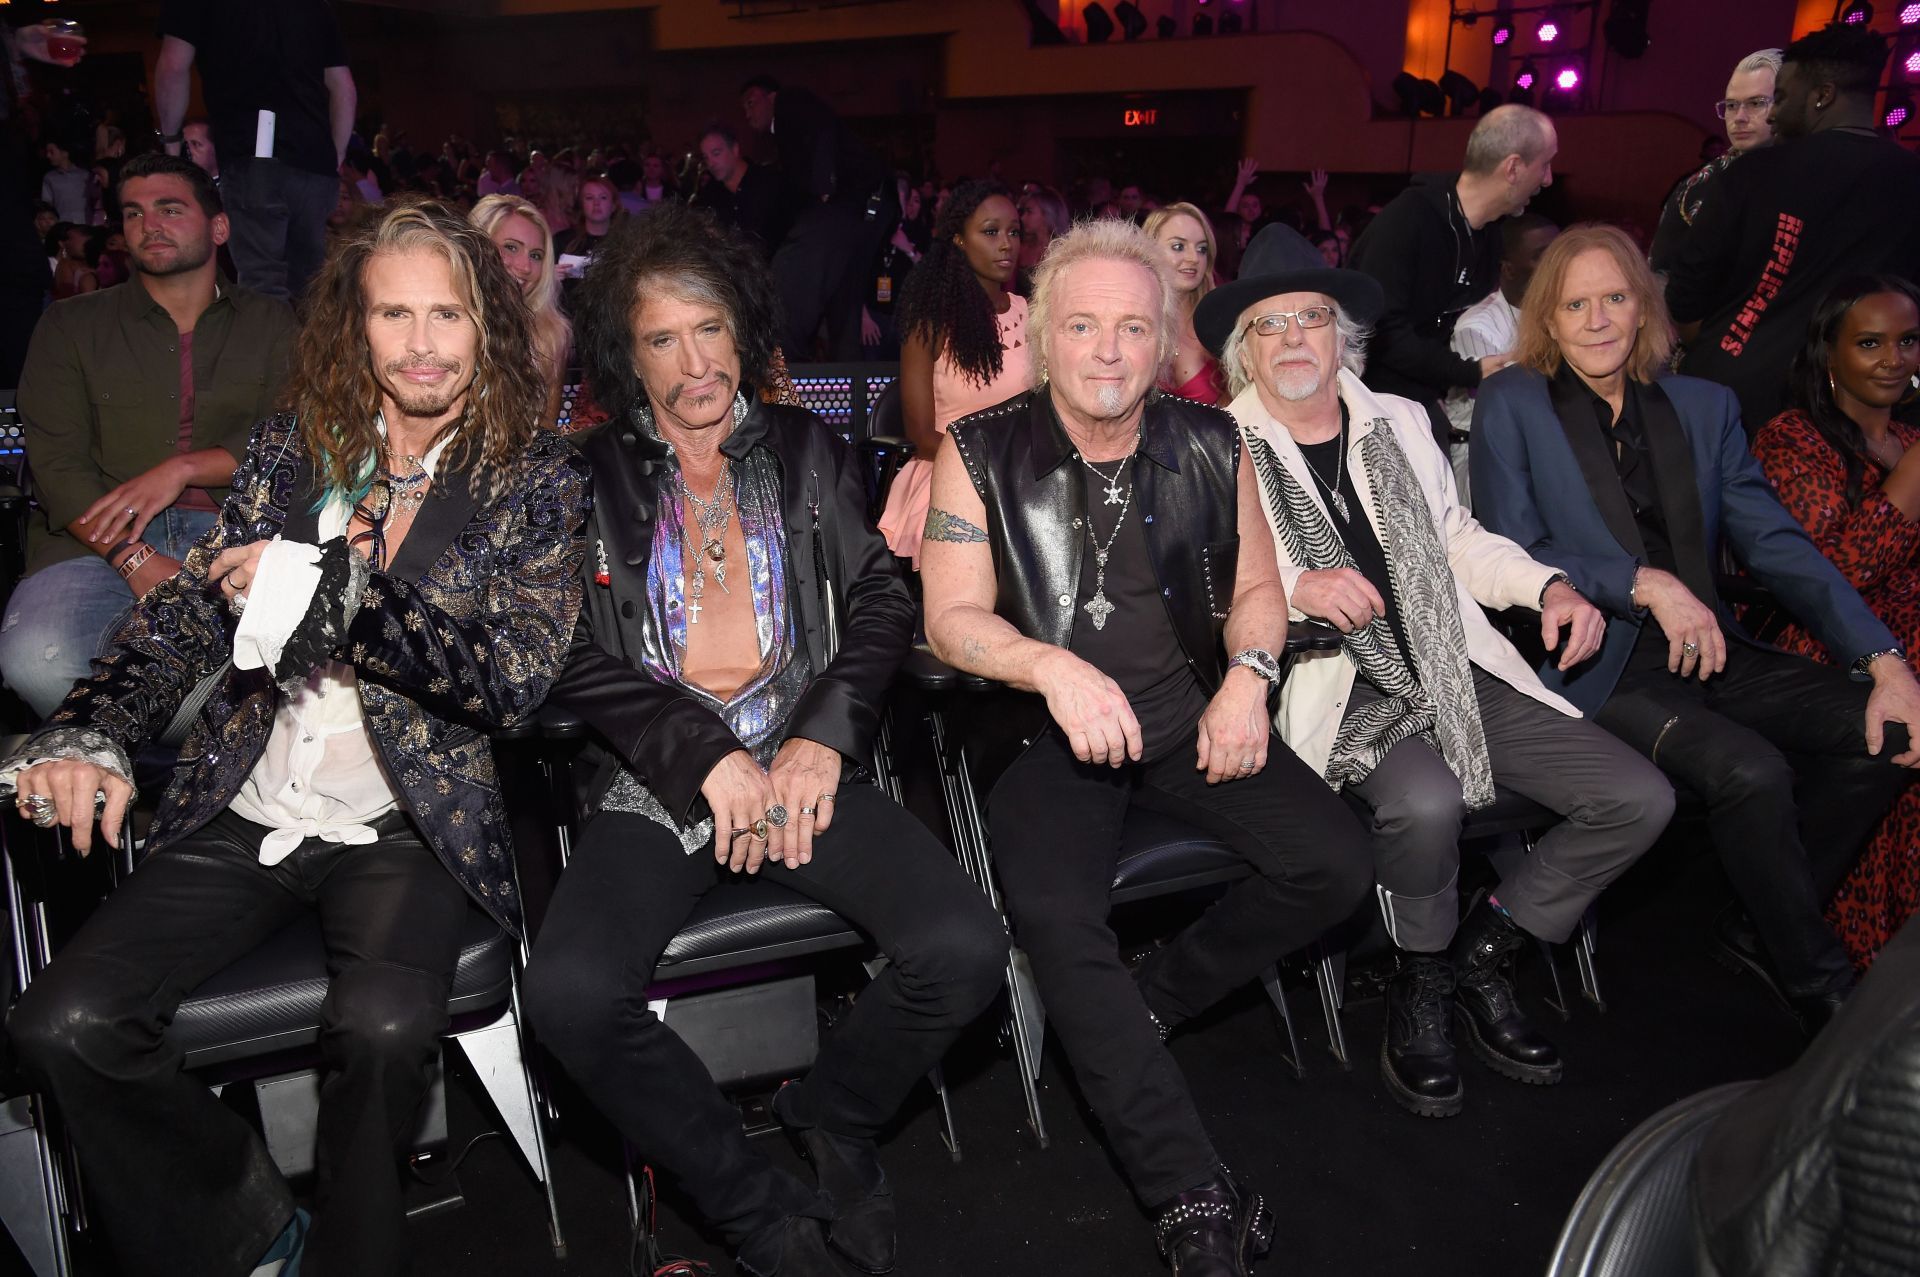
<box><xmin>1259</xmin><ymin>964</ymin><xmax>1305</xmax><ymax>1081</ymax></box>
<box><xmin>928</xmin><ymin>1062</ymin><xmax>961</xmax><ymax>1163</ymax></box>
<box><xmin>450</xmin><ymin>974</ymin><xmax>566</xmax><ymax>1258</ymax></box>
<box><xmin>0</xmin><ymin>1094</ymin><xmax>74</xmax><ymax>1277</ymax></box>
<box><xmin>1004</xmin><ymin>949</ymin><xmax>1050</xmax><ymax>1149</ymax></box>
<box><xmin>1313</xmin><ymin>951</ymin><xmax>1351</xmax><ymax>1070</ymax></box>
<box><xmin>1574</xmin><ymin>911</ymin><xmax>1605</xmax><ymax>1012</ymax></box>
<box><xmin>1537</xmin><ymin>937</ymin><xmax>1573</xmax><ymax>1022</ymax></box>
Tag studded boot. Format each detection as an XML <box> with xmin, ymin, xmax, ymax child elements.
<box><xmin>1151</xmin><ymin>1169</ymin><xmax>1275</xmax><ymax>1277</ymax></box>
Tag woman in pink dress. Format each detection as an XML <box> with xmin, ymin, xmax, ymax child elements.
<box><xmin>879</xmin><ymin>180</ymin><xmax>1031</xmax><ymax>566</ymax></box>
<box><xmin>1145</xmin><ymin>202</ymin><xmax>1226</xmax><ymax>404</ymax></box>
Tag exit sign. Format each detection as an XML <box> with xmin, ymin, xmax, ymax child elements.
<box><xmin>1124</xmin><ymin>108</ymin><xmax>1159</xmax><ymax>127</ymax></box>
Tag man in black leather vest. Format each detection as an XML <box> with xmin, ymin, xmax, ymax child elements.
<box><xmin>525</xmin><ymin>204</ymin><xmax>1006</xmax><ymax>1277</ymax></box>
<box><xmin>922</xmin><ymin>218</ymin><xmax>1370</xmax><ymax>1277</ymax></box>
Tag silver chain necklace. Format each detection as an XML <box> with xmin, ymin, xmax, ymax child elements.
<box><xmin>674</xmin><ymin>465</ymin><xmax>733</xmax><ymax>624</ymax></box>
<box><xmin>1303</xmin><ymin>418</ymin><xmax>1351</xmax><ymax>522</ymax></box>
<box><xmin>1076</xmin><ymin>436</ymin><xmax>1141</xmax><ymax>631</ymax></box>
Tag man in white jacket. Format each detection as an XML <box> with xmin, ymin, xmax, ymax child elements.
<box><xmin>1195</xmin><ymin>226</ymin><xmax>1675</xmax><ymax>1118</ymax></box>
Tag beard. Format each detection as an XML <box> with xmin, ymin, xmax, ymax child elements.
<box><xmin>1093</xmin><ymin>381</ymin><xmax>1129</xmax><ymax>417</ymax></box>
<box><xmin>131</xmin><ymin>234</ymin><xmax>215</xmax><ymax>278</ymax></box>
<box><xmin>1268</xmin><ymin>357</ymin><xmax>1324</xmax><ymax>403</ymax></box>
<box><xmin>382</xmin><ymin>357</ymin><xmax>469</xmax><ymax>419</ymax></box>
<box><xmin>665</xmin><ymin>368</ymin><xmax>735</xmax><ymax>412</ymax></box>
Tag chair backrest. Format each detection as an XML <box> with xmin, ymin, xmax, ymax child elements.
<box><xmin>1545</xmin><ymin>1081</ymin><xmax>1756</xmax><ymax>1277</ymax></box>
<box><xmin>786</xmin><ymin>362</ymin><xmax>899</xmax><ymax>441</ymax></box>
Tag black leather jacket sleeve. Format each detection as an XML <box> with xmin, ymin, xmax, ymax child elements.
<box><xmin>781</xmin><ymin>431</ymin><xmax>915</xmax><ymax>763</ymax></box>
<box><xmin>548</xmin><ymin>605</ymin><xmax>745</xmax><ymax>822</ymax></box>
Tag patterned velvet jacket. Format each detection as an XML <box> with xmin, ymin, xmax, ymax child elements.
<box><xmin>35</xmin><ymin>412</ymin><xmax>591</xmax><ymax>937</ymax></box>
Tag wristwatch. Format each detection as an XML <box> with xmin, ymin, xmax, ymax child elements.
<box><xmin>155</xmin><ymin>129</ymin><xmax>184</xmax><ymax>145</ymax></box>
<box><xmin>1853</xmin><ymin>646</ymin><xmax>1907</xmax><ymax>676</ymax></box>
<box><xmin>1229</xmin><ymin>648</ymin><xmax>1282</xmax><ymax>685</ymax></box>
<box><xmin>1537</xmin><ymin>572</ymin><xmax>1571</xmax><ymax>607</ymax></box>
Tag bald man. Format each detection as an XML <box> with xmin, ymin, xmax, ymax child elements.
<box><xmin>1348</xmin><ymin>104</ymin><xmax>1558</xmax><ymax>446</ymax></box>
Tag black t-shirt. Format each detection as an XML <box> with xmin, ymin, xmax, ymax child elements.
<box><xmin>158</xmin><ymin>0</ymin><xmax>349</xmax><ymax>179</ymax></box>
<box><xmin>1666</xmin><ymin>129</ymin><xmax>1920</xmax><ymax>434</ymax></box>
<box><xmin>1067</xmin><ymin>465</ymin><xmax>1208</xmax><ymax>762</ymax></box>
<box><xmin>693</xmin><ymin>165</ymin><xmax>789</xmax><ymax>257</ymax></box>
<box><xmin>1297</xmin><ymin>421</ymin><xmax>1412</xmax><ymax>670</ymax></box>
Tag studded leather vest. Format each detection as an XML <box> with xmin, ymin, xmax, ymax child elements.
<box><xmin>947</xmin><ymin>390</ymin><xmax>1242</xmax><ymax>780</ymax></box>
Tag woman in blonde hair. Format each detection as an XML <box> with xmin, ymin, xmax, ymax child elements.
<box><xmin>1144</xmin><ymin>201</ymin><xmax>1226</xmax><ymax>404</ymax></box>
<box><xmin>470</xmin><ymin>194</ymin><xmax>572</xmax><ymax>428</ymax></box>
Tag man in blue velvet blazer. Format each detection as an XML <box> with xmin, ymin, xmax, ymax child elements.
<box><xmin>1470</xmin><ymin>225</ymin><xmax>1920</xmax><ymax>1035</ymax></box>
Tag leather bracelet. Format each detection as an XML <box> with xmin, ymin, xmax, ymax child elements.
<box><xmin>1229</xmin><ymin>648</ymin><xmax>1282</xmax><ymax>685</ymax></box>
<box><xmin>115</xmin><ymin>542</ymin><xmax>156</xmax><ymax>580</ymax></box>
<box><xmin>155</xmin><ymin>129</ymin><xmax>184</xmax><ymax>144</ymax></box>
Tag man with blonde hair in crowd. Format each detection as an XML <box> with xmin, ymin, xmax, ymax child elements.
<box><xmin>1651</xmin><ymin>48</ymin><xmax>1781</xmax><ymax>269</ymax></box>
<box><xmin>922</xmin><ymin>217</ymin><xmax>1370</xmax><ymax>1276</ymax></box>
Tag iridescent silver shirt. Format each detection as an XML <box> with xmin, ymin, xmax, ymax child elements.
<box><xmin>601</xmin><ymin>447</ymin><xmax>813</xmax><ymax>852</ymax></box>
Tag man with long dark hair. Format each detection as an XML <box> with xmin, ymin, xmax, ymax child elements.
<box><xmin>3</xmin><ymin>199</ymin><xmax>590</xmax><ymax>1277</ymax></box>
<box><xmin>525</xmin><ymin>202</ymin><xmax>1005</xmax><ymax>1277</ymax></box>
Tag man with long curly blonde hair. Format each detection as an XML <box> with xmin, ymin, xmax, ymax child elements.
<box><xmin>3</xmin><ymin>198</ymin><xmax>589</xmax><ymax>1277</ymax></box>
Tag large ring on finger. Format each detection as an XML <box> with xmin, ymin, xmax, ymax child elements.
<box><xmin>125</xmin><ymin>506</ymin><xmax>137</xmax><ymax>517</ymax></box>
<box><xmin>766</xmin><ymin>804</ymin><xmax>789</xmax><ymax>828</ymax></box>
<box><xmin>751</xmin><ymin>818</ymin><xmax>769</xmax><ymax>841</ymax></box>
<box><xmin>817</xmin><ymin>792</ymin><xmax>836</xmax><ymax>805</ymax></box>
<box><xmin>1682</xmin><ymin>642</ymin><xmax>1700</xmax><ymax>655</ymax></box>
<box><xmin>1240</xmin><ymin>758</ymin><xmax>1257</xmax><ymax>770</ymax></box>
<box><xmin>230</xmin><ymin>591</ymin><xmax>248</xmax><ymax>617</ymax></box>
<box><xmin>800</xmin><ymin>806</ymin><xmax>816</xmax><ymax>818</ymax></box>
<box><xmin>23</xmin><ymin>792</ymin><xmax>57</xmax><ymax>828</ymax></box>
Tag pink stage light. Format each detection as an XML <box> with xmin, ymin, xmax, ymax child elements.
<box><xmin>1903</xmin><ymin>1</ymin><xmax>1920</xmax><ymax>23</ymax></box>
<box><xmin>1889</xmin><ymin>103</ymin><xmax>1913</xmax><ymax>128</ymax></box>
<box><xmin>1538</xmin><ymin>20</ymin><xmax>1561</xmax><ymax>41</ymax></box>
<box><xmin>1555</xmin><ymin>66</ymin><xmax>1581</xmax><ymax>91</ymax></box>
<box><xmin>1905</xmin><ymin>49</ymin><xmax>1920</xmax><ymax>74</ymax></box>
<box><xmin>1516</xmin><ymin>70</ymin><xmax>1536</xmax><ymax>90</ymax></box>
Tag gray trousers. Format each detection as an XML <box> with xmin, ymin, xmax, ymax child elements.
<box><xmin>1342</xmin><ymin>667</ymin><xmax>1675</xmax><ymax>951</ymax></box>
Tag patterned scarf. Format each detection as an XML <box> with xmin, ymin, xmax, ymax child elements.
<box><xmin>1246</xmin><ymin>419</ymin><xmax>1493</xmax><ymax>809</ymax></box>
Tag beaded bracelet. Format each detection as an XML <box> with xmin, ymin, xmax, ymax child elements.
<box><xmin>115</xmin><ymin>542</ymin><xmax>156</xmax><ymax>580</ymax></box>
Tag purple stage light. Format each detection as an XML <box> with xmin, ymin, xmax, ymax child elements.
<box><xmin>1516</xmin><ymin>69</ymin><xmax>1536</xmax><ymax>90</ymax></box>
<box><xmin>1538</xmin><ymin>19</ymin><xmax>1561</xmax><ymax>41</ymax></box>
<box><xmin>1555</xmin><ymin>66</ymin><xmax>1581</xmax><ymax>91</ymax></box>
<box><xmin>1842</xmin><ymin>1</ymin><xmax>1873</xmax><ymax>24</ymax></box>
<box><xmin>1906</xmin><ymin>49</ymin><xmax>1920</xmax><ymax>74</ymax></box>
<box><xmin>1903</xmin><ymin>1</ymin><xmax>1920</xmax><ymax>23</ymax></box>
<box><xmin>1492</xmin><ymin>22</ymin><xmax>1513</xmax><ymax>45</ymax></box>
<box><xmin>1889</xmin><ymin>103</ymin><xmax>1913</xmax><ymax>128</ymax></box>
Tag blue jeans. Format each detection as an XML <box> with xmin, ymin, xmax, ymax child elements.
<box><xmin>0</xmin><ymin>507</ymin><xmax>219</xmax><ymax>721</ymax></box>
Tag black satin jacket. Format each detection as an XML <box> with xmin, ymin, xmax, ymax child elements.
<box><xmin>947</xmin><ymin>389</ymin><xmax>1242</xmax><ymax>779</ymax></box>
<box><xmin>548</xmin><ymin>398</ymin><xmax>915</xmax><ymax>821</ymax></box>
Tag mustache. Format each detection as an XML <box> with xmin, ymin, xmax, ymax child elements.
<box><xmin>386</xmin><ymin>356</ymin><xmax>461</xmax><ymax>374</ymax></box>
<box><xmin>665</xmin><ymin>370</ymin><xmax>735</xmax><ymax>407</ymax></box>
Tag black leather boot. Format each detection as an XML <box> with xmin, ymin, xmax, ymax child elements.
<box><xmin>1151</xmin><ymin>1170</ymin><xmax>1274</xmax><ymax>1277</ymax></box>
<box><xmin>1450</xmin><ymin>897</ymin><xmax>1563</xmax><ymax>1085</ymax></box>
<box><xmin>736</xmin><ymin>1216</ymin><xmax>849</xmax><ymax>1277</ymax></box>
<box><xmin>1381</xmin><ymin>953</ymin><xmax>1463</xmax><ymax>1118</ymax></box>
<box><xmin>776</xmin><ymin>1086</ymin><xmax>895</xmax><ymax>1274</ymax></box>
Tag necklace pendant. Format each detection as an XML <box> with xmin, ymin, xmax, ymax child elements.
<box><xmin>1084</xmin><ymin>589</ymin><xmax>1116</xmax><ymax>630</ymax></box>
<box><xmin>687</xmin><ymin>598</ymin><xmax>702</xmax><ymax>623</ymax></box>
<box><xmin>1103</xmin><ymin>482</ymin><xmax>1124</xmax><ymax>505</ymax></box>
<box><xmin>1329</xmin><ymin>490</ymin><xmax>1351</xmax><ymax>522</ymax></box>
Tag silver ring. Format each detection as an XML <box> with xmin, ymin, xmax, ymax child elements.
<box><xmin>1682</xmin><ymin>642</ymin><xmax>1699</xmax><ymax>654</ymax></box>
<box><xmin>125</xmin><ymin>506</ymin><xmax>137</xmax><ymax>517</ymax></box>
<box><xmin>230</xmin><ymin>592</ymin><xmax>248</xmax><ymax>617</ymax></box>
<box><xmin>22</xmin><ymin>792</ymin><xmax>57</xmax><ymax>828</ymax></box>
<box><xmin>817</xmin><ymin>792</ymin><xmax>836</xmax><ymax>804</ymax></box>
<box><xmin>800</xmin><ymin>806</ymin><xmax>816</xmax><ymax>818</ymax></box>
<box><xmin>766</xmin><ymin>804</ymin><xmax>789</xmax><ymax>828</ymax></box>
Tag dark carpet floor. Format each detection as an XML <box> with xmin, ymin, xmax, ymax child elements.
<box><xmin>18</xmin><ymin>803</ymin><xmax>1809</xmax><ymax>1277</ymax></box>
<box><xmin>385</xmin><ymin>824</ymin><xmax>1800</xmax><ymax>1277</ymax></box>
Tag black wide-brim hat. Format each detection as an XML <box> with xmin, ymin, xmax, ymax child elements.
<box><xmin>1194</xmin><ymin>223</ymin><xmax>1385</xmax><ymax>356</ymax></box>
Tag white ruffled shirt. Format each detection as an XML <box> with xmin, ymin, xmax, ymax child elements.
<box><xmin>226</xmin><ymin>430</ymin><xmax>449</xmax><ymax>864</ymax></box>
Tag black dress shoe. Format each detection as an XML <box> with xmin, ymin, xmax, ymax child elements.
<box><xmin>736</xmin><ymin>1217</ymin><xmax>850</xmax><ymax>1277</ymax></box>
<box><xmin>1151</xmin><ymin>1170</ymin><xmax>1274</xmax><ymax>1277</ymax></box>
<box><xmin>1709</xmin><ymin>903</ymin><xmax>1790</xmax><ymax>1002</ymax></box>
<box><xmin>1381</xmin><ymin>953</ymin><xmax>1463</xmax><ymax>1118</ymax></box>
<box><xmin>776</xmin><ymin>1088</ymin><xmax>895</xmax><ymax>1274</ymax></box>
<box><xmin>1450</xmin><ymin>897</ymin><xmax>1562</xmax><ymax>1086</ymax></box>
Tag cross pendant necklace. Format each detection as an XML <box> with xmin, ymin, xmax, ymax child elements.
<box><xmin>1076</xmin><ymin>438</ymin><xmax>1141</xmax><ymax>631</ymax></box>
<box><xmin>675</xmin><ymin>466</ymin><xmax>734</xmax><ymax>625</ymax></box>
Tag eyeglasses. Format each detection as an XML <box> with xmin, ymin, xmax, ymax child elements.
<box><xmin>1243</xmin><ymin>306</ymin><xmax>1335</xmax><ymax>337</ymax></box>
<box><xmin>1714</xmin><ymin>95</ymin><xmax>1774</xmax><ymax>119</ymax></box>
<box><xmin>350</xmin><ymin>478</ymin><xmax>395</xmax><ymax>571</ymax></box>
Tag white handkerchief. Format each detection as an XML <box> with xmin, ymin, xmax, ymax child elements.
<box><xmin>233</xmin><ymin>540</ymin><xmax>324</xmax><ymax>675</ymax></box>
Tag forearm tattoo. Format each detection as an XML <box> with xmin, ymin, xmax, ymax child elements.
<box><xmin>925</xmin><ymin>508</ymin><xmax>988</xmax><ymax>544</ymax></box>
